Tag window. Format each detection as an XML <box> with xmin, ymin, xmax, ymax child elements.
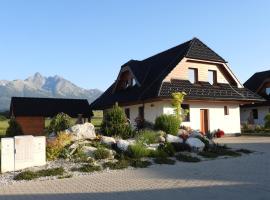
<box><xmin>181</xmin><ymin>104</ymin><xmax>190</xmax><ymax>122</ymax></box>
<box><xmin>208</xmin><ymin>70</ymin><xmax>217</xmax><ymax>85</ymax></box>
<box><xmin>125</xmin><ymin>108</ymin><xmax>130</xmax><ymax>119</ymax></box>
<box><xmin>138</xmin><ymin>106</ymin><xmax>144</xmax><ymax>120</ymax></box>
<box><xmin>266</xmin><ymin>88</ymin><xmax>270</xmax><ymax>95</ymax></box>
<box><xmin>188</xmin><ymin>68</ymin><xmax>198</xmax><ymax>84</ymax></box>
<box><xmin>224</xmin><ymin>106</ymin><xmax>229</xmax><ymax>115</ymax></box>
<box><xmin>252</xmin><ymin>109</ymin><xmax>258</xmax><ymax>119</ymax></box>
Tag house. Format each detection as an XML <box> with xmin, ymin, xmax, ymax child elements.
<box><xmin>10</xmin><ymin>97</ymin><xmax>92</xmax><ymax>135</ymax></box>
<box><xmin>90</xmin><ymin>38</ymin><xmax>263</xmax><ymax>135</ymax></box>
<box><xmin>241</xmin><ymin>70</ymin><xmax>270</xmax><ymax>125</ymax></box>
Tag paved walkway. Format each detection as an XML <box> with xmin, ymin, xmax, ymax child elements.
<box><xmin>0</xmin><ymin>136</ymin><xmax>269</xmax><ymax>200</ymax></box>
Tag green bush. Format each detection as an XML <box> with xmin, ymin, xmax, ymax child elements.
<box><xmin>103</xmin><ymin>160</ymin><xmax>130</xmax><ymax>170</ymax></box>
<box><xmin>14</xmin><ymin>171</ymin><xmax>39</xmax><ymax>180</ymax></box>
<box><xmin>154</xmin><ymin>114</ymin><xmax>179</xmax><ymax>135</ymax></box>
<box><xmin>136</xmin><ymin>129</ymin><xmax>160</xmax><ymax>144</ymax></box>
<box><xmin>47</xmin><ymin>113</ymin><xmax>72</xmax><ymax>135</ymax></box>
<box><xmin>14</xmin><ymin>167</ymin><xmax>65</xmax><ymax>181</ymax></box>
<box><xmin>93</xmin><ymin>147</ymin><xmax>111</xmax><ymax>160</ymax></box>
<box><xmin>72</xmin><ymin>164</ymin><xmax>101</xmax><ymax>173</ymax></box>
<box><xmin>5</xmin><ymin>118</ymin><xmax>23</xmax><ymax>137</ymax></box>
<box><xmin>130</xmin><ymin>159</ymin><xmax>152</xmax><ymax>168</ymax></box>
<box><xmin>265</xmin><ymin>113</ymin><xmax>270</xmax><ymax>128</ymax></box>
<box><xmin>158</xmin><ymin>143</ymin><xmax>175</xmax><ymax>157</ymax></box>
<box><xmin>127</xmin><ymin>143</ymin><xmax>150</xmax><ymax>159</ymax></box>
<box><xmin>176</xmin><ymin>153</ymin><xmax>201</xmax><ymax>162</ymax></box>
<box><xmin>101</xmin><ymin>104</ymin><xmax>134</xmax><ymax>139</ymax></box>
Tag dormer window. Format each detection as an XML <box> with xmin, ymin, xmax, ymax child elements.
<box><xmin>266</xmin><ymin>88</ymin><xmax>270</xmax><ymax>95</ymax></box>
<box><xmin>115</xmin><ymin>69</ymin><xmax>137</xmax><ymax>91</ymax></box>
<box><xmin>188</xmin><ymin>68</ymin><xmax>198</xmax><ymax>84</ymax></box>
<box><xmin>208</xmin><ymin>70</ymin><xmax>217</xmax><ymax>85</ymax></box>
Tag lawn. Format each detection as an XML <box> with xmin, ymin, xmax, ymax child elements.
<box><xmin>0</xmin><ymin>120</ymin><xmax>8</xmax><ymax>137</ymax></box>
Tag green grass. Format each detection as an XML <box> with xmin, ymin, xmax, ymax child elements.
<box><xmin>0</xmin><ymin>120</ymin><xmax>8</xmax><ymax>137</ymax></box>
<box><xmin>130</xmin><ymin>159</ymin><xmax>152</xmax><ymax>168</ymax></box>
<box><xmin>154</xmin><ymin>157</ymin><xmax>176</xmax><ymax>165</ymax></box>
<box><xmin>103</xmin><ymin>160</ymin><xmax>130</xmax><ymax>170</ymax></box>
<box><xmin>72</xmin><ymin>164</ymin><xmax>101</xmax><ymax>173</ymax></box>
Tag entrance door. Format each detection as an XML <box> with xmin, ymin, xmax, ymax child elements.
<box><xmin>200</xmin><ymin>109</ymin><xmax>209</xmax><ymax>134</ymax></box>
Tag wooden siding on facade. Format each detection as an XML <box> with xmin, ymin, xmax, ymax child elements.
<box><xmin>16</xmin><ymin>116</ymin><xmax>45</xmax><ymax>136</ymax></box>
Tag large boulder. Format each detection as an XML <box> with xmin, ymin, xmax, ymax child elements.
<box><xmin>186</xmin><ymin>138</ymin><xmax>205</xmax><ymax>151</ymax></box>
<box><xmin>189</xmin><ymin>130</ymin><xmax>203</xmax><ymax>138</ymax></box>
<box><xmin>81</xmin><ymin>146</ymin><xmax>97</xmax><ymax>157</ymax></box>
<box><xmin>166</xmin><ymin>134</ymin><xmax>183</xmax><ymax>143</ymax></box>
<box><xmin>116</xmin><ymin>139</ymin><xmax>130</xmax><ymax>151</ymax></box>
<box><xmin>68</xmin><ymin>123</ymin><xmax>96</xmax><ymax>141</ymax></box>
<box><xmin>101</xmin><ymin>136</ymin><xmax>116</xmax><ymax>146</ymax></box>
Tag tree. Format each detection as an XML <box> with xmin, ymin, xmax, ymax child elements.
<box><xmin>171</xmin><ymin>92</ymin><xmax>187</xmax><ymax>123</ymax></box>
<box><xmin>47</xmin><ymin>113</ymin><xmax>72</xmax><ymax>135</ymax></box>
<box><xmin>6</xmin><ymin>117</ymin><xmax>23</xmax><ymax>137</ymax></box>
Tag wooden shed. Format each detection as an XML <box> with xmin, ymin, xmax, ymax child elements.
<box><xmin>10</xmin><ymin>97</ymin><xmax>93</xmax><ymax>136</ymax></box>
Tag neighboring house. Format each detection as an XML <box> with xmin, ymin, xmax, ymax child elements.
<box><xmin>10</xmin><ymin>97</ymin><xmax>92</xmax><ymax>135</ymax></box>
<box><xmin>241</xmin><ymin>70</ymin><xmax>270</xmax><ymax>125</ymax></box>
<box><xmin>90</xmin><ymin>38</ymin><xmax>263</xmax><ymax>135</ymax></box>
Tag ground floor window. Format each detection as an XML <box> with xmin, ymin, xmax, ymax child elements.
<box><xmin>181</xmin><ymin>104</ymin><xmax>190</xmax><ymax>122</ymax></box>
<box><xmin>125</xmin><ymin>108</ymin><xmax>130</xmax><ymax>119</ymax></box>
<box><xmin>224</xmin><ymin>106</ymin><xmax>229</xmax><ymax>115</ymax></box>
<box><xmin>138</xmin><ymin>106</ymin><xmax>144</xmax><ymax>120</ymax></box>
<box><xmin>252</xmin><ymin>109</ymin><xmax>258</xmax><ymax>119</ymax></box>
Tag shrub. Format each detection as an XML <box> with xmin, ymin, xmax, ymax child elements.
<box><xmin>154</xmin><ymin>114</ymin><xmax>179</xmax><ymax>135</ymax></box>
<box><xmin>171</xmin><ymin>142</ymin><xmax>191</xmax><ymax>152</ymax></box>
<box><xmin>198</xmin><ymin>151</ymin><xmax>219</xmax><ymax>158</ymax></box>
<box><xmin>130</xmin><ymin>159</ymin><xmax>152</xmax><ymax>168</ymax></box>
<box><xmin>47</xmin><ymin>113</ymin><xmax>72</xmax><ymax>135</ymax></box>
<box><xmin>71</xmin><ymin>146</ymin><xmax>91</xmax><ymax>163</ymax></box>
<box><xmin>101</xmin><ymin>103</ymin><xmax>134</xmax><ymax>139</ymax></box>
<box><xmin>135</xmin><ymin>118</ymin><xmax>154</xmax><ymax>131</ymax></box>
<box><xmin>5</xmin><ymin>117</ymin><xmax>23</xmax><ymax>137</ymax></box>
<box><xmin>14</xmin><ymin>167</ymin><xmax>65</xmax><ymax>181</ymax></box>
<box><xmin>136</xmin><ymin>129</ymin><xmax>160</xmax><ymax>144</ymax></box>
<box><xmin>37</xmin><ymin>167</ymin><xmax>65</xmax><ymax>177</ymax></box>
<box><xmin>176</xmin><ymin>153</ymin><xmax>201</xmax><ymax>162</ymax></box>
<box><xmin>93</xmin><ymin>147</ymin><xmax>111</xmax><ymax>160</ymax></box>
<box><xmin>127</xmin><ymin>143</ymin><xmax>150</xmax><ymax>159</ymax></box>
<box><xmin>154</xmin><ymin>157</ymin><xmax>176</xmax><ymax>165</ymax></box>
<box><xmin>203</xmin><ymin>144</ymin><xmax>241</xmax><ymax>158</ymax></box>
<box><xmin>72</xmin><ymin>164</ymin><xmax>101</xmax><ymax>173</ymax></box>
<box><xmin>14</xmin><ymin>171</ymin><xmax>39</xmax><ymax>180</ymax></box>
<box><xmin>158</xmin><ymin>143</ymin><xmax>175</xmax><ymax>157</ymax></box>
<box><xmin>46</xmin><ymin>132</ymin><xmax>72</xmax><ymax>161</ymax></box>
<box><xmin>103</xmin><ymin>160</ymin><xmax>130</xmax><ymax>170</ymax></box>
<box><xmin>0</xmin><ymin>115</ymin><xmax>7</xmax><ymax>121</ymax></box>
<box><xmin>265</xmin><ymin>113</ymin><xmax>270</xmax><ymax>128</ymax></box>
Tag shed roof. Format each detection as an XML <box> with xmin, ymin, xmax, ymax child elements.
<box><xmin>10</xmin><ymin>97</ymin><xmax>92</xmax><ymax>118</ymax></box>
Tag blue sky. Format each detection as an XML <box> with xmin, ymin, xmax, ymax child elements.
<box><xmin>0</xmin><ymin>0</ymin><xmax>269</xmax><ymax>91</ymax></box>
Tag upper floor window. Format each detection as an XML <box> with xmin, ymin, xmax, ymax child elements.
<box><xmin>188</xmin><ymin>68</ymin><xmax>198</xmax><ymax>84</ymax></box>
<box><xmin>252</xmin><ymin>109</ymin><xmax>258</xmax><ymax>119</ymax></box>
<box><xmin>208</xmin><ymin>70</ymin><xmax>217</xmax><ymax>85</ymax></box>
<box><xmin>266</xmin><ymin>88</ymin><xmax>270</xmax><ymax>95</ymax></box>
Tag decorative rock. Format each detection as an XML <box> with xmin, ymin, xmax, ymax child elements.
<box><xmin>81</xmin><ymin>146</ymin><xmax>97</xmax><ymax>157</ymax></box>
<box><xmin>68</xmin><ymin>123</ymin><xmax>96</xmax><ymax>141</ymax></box>
<box><xmin>166</xmin><ymin>134</ymin><xmax>183</xmax><ymax>143</ymax></box>
<box><xmin>146</xmin><ymin>143</ymin><xmax>159</xmax><ymax>151</ymax></box>
<box><xmin>101</xmin><ymin>136</ymin><xmax>116</xmax><ymax>146</ymax></box>
<box><xmin>189</xmin><ymin>130</ymin><xmax>203</xmax><ymax>138</ymax></box>
<box><xmin>158</xmin><ymin>136</ymin><xmax>166</xmax><ymax>143</ymax></box>
<box><xmin>178</xmin><ymin>129</ymin><xmax>188</xmax><ymax>136</ymax></box>
<box><xmin>116</xmin><ymin>139</ymin><xmax>130</xmax><ymax>151</ymax></box>
<box><xmin>186</xmin><ymin>138</ymin><xmax>205</xmax><ymax>151</ymax></box>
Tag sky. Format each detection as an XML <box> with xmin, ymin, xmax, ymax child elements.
<box><xmin>0</xmin><ymin>0</ymin><xmax>269</xmax><ymax>91</ymax></box>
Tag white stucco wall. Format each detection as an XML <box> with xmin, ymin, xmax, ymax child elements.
<box><xmin>240</xmin><ymin>106</ymin><xmax>270</xmax><ymax>125</ymax></box>
<box><xmin>123</xmin><ymin>101</ymin><xmax>241</xmax><ymax>134</ymax></box>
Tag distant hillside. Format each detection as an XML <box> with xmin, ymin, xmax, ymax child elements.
<box><xmin>0</xmin><ymin>73</ymin><xmax>102</xmax><ymax>111</ymax></box>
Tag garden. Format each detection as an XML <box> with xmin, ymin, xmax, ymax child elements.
<box><xmin>0</xmin><ymin>92</ymin><xmax>253</xmax><ymax>184</ymax></box>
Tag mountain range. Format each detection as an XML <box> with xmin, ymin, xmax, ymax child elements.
<box><xmin>0</xmin><ymin>73</ymin><xmax>102</xmax><ymax>111</ymax></box>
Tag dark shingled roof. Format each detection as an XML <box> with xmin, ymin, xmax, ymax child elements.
<box><xmin>91</xmin><ymin>38</ymin><xmax>264</xmax><ymax>110</ymax></box>
<box><xmin>244</xmin><ymin>70</ymin><xmax>270</xmax><ymax>93</ymax></box>
<box><xmin>10</xmin><ymin>97</ymin><xmax>92</xmax><ymax>118</ymax></box>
